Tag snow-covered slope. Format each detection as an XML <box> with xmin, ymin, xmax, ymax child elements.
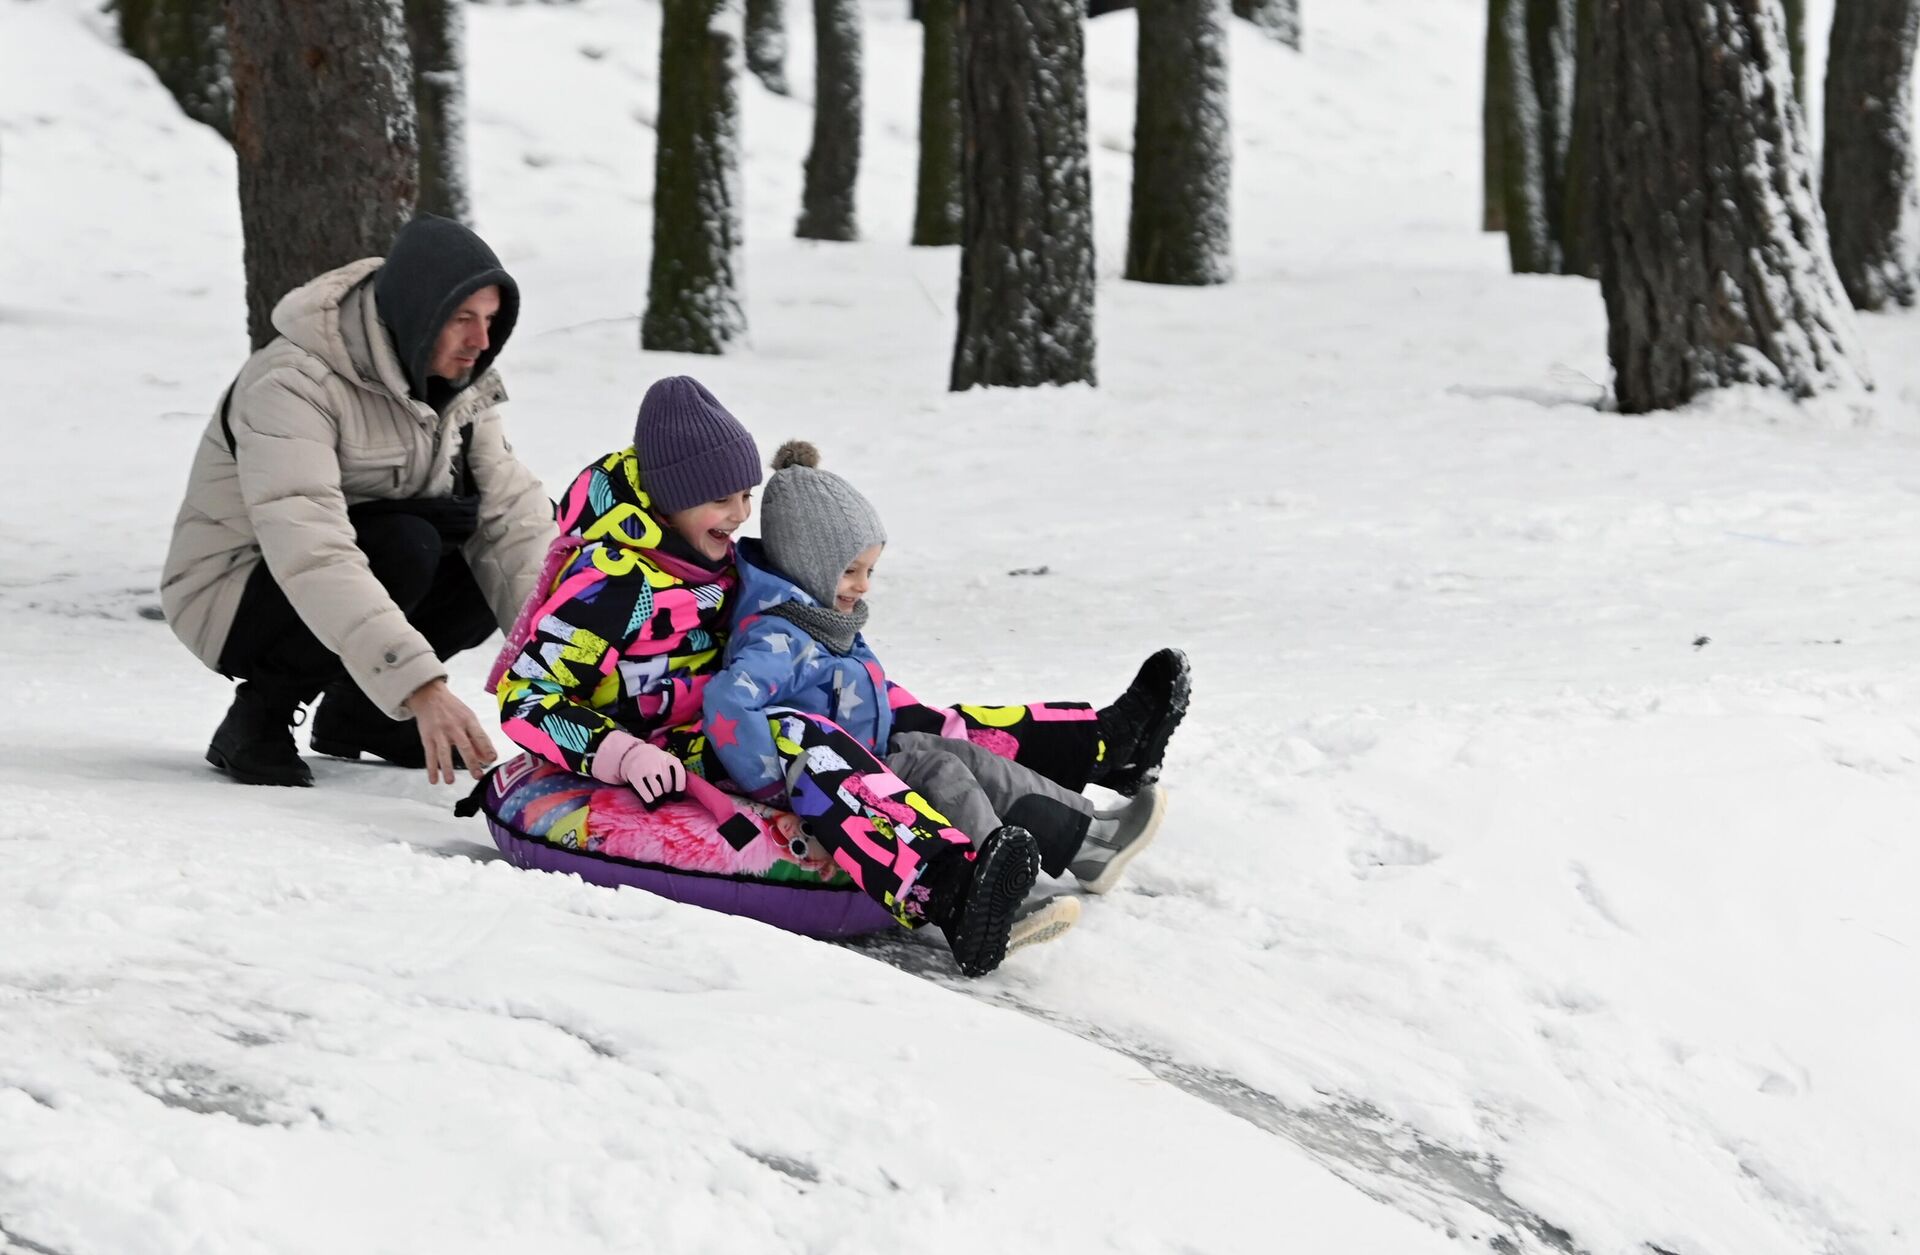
<box><xmin>3</xmin><ymin>0</ymin><xmax>1918</xmax><ymax>1252</ymax></box>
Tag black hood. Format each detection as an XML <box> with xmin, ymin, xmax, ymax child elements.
<box><xmin>374</xmin><ymin>214</ymin><xmax>520</xmax><ymax>404</ymax></box>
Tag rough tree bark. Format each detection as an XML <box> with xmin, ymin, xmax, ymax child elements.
<box><xmin>746</xmin><ymin>0</ymin><xmax>790</xmax><ymax>94</ymax></box>
<box><xmin>643</xmin><ymin>0</ymin><xmax>745</xmax><ymax>354</ymax></box>
<box><xmin>1782</xmin><ymin>0</ymin><xmax>1805</xmax><ymax>104</ymax></box>
<box><xmin>912</xmin><ymin>0</ymin><xmax>963</xmax><ymax>245</ymax></box>
<box><xmin>1499</xmin><ymin>0</ymin><xmax>1576</xmax><ymax>273</ymax></box>
<box><xmin>226</xmin><ymin>0</ymin><xmax>418</xmax><ymax>349</ymax></box>
<box><xmin>1593</xmin><ymin>0</ymin><xmax>1867</xmax><ymax>413</ymax></box>
<box><xmin>797</xmin><ymin>0</ymin><xmax>861</xmax><ymax>240</ymax></box>
<box><xmin>1822</xmin><ymin>0</ymin><xmax>1920</xmax><ymax>310</ymax></box>
<box><xmin>1560</xmin><ymin>0</ymin><xmax>1601</xmax><ymax>276</ymax></box>
<box><xmin>404</xmin><ymin>0</ymin><xmax>468</xmax><ymax>222</ymax></box>
<box><xmin>120</xmin><ymin>0</ymin><xmax>233</xmax><ymax>138</ymax></box>
<box><xmin>950</xmin><ymin>0</ymin><xmax>1096</xmax><ymax>390</ymax></box>
<box><xmin>1126</xmin><ymin>0</ymin><xmax>1232</xmax><ymax>285</ymax></box>
<box><xmin>1231</xmin><ymin>0</ymin><xmax>1301</xmax><ymax>49</ymax></box>
<box><xmin>1484</xmin><ymin>0</ymin><xmax>1511</xmax><ymax>231</ymax></box>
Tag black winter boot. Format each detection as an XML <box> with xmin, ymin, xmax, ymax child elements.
<box><xmin>206</xmin><ymin>683</ymin><xmax>313</xmax><ymax>787</ymax></box>
<box><xmin>1091</xmin><ymin>648</ymin><xmax>1191</xmax><ymax>796</ymax></box>
<box><xmin>310</xmin><ymin>680</ymin><xmax>434</xmax><ymax>770</ymax></box>
<box><xmin>936</xmin><ymin>826</ymin><xmax>1041</xmax><ymax>978</ymax></box>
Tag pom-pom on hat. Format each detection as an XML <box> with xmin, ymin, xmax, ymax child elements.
<box><xmin>633</xmin><ymin>376</ymin><xmax>763</xmax><ymax>515</ymax></box>
<box><xmin>759</xmin><ymin>440</ymin><xmax>887</xmax><ymax>607</ymax></box>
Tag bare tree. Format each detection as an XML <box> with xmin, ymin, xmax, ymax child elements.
<box><xmin>1783</xmin><ymin>0</ymin><xmax>1806</xmax><ymax>103</ymax></box>
<box><xmin>912</xmin><ymin>0</ymin><xmax>962</xmax><ymax>245</ymax></box>
<box><xmin>1593</xmin><ymin>0</ymin><xmax>1866</xmax><ymax>412</ymax></box>
<box><xmin>1497</xmin><ymin>0</ymin><xmax>1576</xmax><ymax>273</ymax></box>
<box><xmin>404</xmin><ymin>0</ymin><xmax>468</xmax><ymax>222</ymax></box>
<box><xmin>746</xmin><ymin>0</ymin><xmax>791</xmax><ymax>94</ymax></box>
<box><xmin>1483</xmin><ymin>0</ymin><xmax>1509</xmax><ymax>232</ymax></box>
<box><xmin>643</xmin><ymin>0</ymin><xmax>745</xmax><ymax>354</ymax></box>
<box><xmin>1231</xmin><ymin>0</ymin><xmax>1301</xmax><ymax>48</ymax></box>
<box><xmin>226</xmin><ymin>0</ymin><xmax>418</xmax><ymax>348</ymax></box>
<box><xmin>951</xmin><ymin>0</ymin><xmax>1096</xmax><ymax>389</ymax></box>
<box><xmin>1822</xmin><ymin>0</ymin><xmax>1920</xmax><ymax>310</ymax></box>
<box><xmin>797</xmin><ymin>0</ymin><xmax>861</xmax><ymax>241</ymax></box>
<box><xmin>1559</xmin><ymin>0</ymin><xmax>1600</xmax><ymax>276</ymax></box>
<box><xmin>1126</xmin><ymin>0</ymin><xmax>1231</xmax><ymax>285</ymax></box>
<box><xmin>120</xmin><ymin>0</ymin><xmax>232</xmax><ymax>138</ymax></box>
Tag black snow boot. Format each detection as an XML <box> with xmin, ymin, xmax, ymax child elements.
<box><xmin>309</xmin><ymin>680</ymin><xmax>433</xmax><ymax>769</ymax></box>
<box><xmin>1091</xmin><ymin>647</ymin><xmax>1191</xmax><ymax>796</ymax></box>
<box><xmin>935</xmin><ymin>826</ymin><xmax>1041</xmax><ymax>978</ymax></box>
<box><xmin>206</xmin><ymin>683</ymin><xmax>313</xmax><ymax>787</ymax></box>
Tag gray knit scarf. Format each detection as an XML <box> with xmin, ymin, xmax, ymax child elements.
<box><xmin>764</xmin><ymin>599</ymin><xmax>868</xmax><ymax>655</ymax></box>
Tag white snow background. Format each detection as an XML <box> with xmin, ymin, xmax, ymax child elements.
<box><xmin>3</xmin><ymin>0</ymin><xmax>1918</xmax><ymax>1251</ymax></box>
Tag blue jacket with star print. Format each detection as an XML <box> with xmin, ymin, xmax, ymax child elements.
<box><xmin>702</xmin><ymin>539</ymin><xmax>896</xmax><ymax>799</ymax></box>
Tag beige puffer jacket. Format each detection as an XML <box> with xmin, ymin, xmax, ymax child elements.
<box><xmin>160</xmin><ymin>258</ymin><xmax>556</xmax><ymax>718</ymax></box>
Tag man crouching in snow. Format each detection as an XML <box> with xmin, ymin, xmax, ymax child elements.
<box><xmin>160</xmin><ymin>215</ymin><xmax>554</xmax><ymax>788</ymax></box>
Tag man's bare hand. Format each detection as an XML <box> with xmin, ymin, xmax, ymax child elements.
<box><xmin>406</xmin><ymin>678</ymin><xmax>497</xmax><ymax>785</ymax></box>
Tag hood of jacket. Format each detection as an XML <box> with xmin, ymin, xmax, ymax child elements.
<box><xmin>553</xmin><ymin>445</ymin><xmax>731</xmax><ymax>583</ymax></box>
<box><xmin>733</xmin><ymin>538</ymin><xmax>821</xmax><ymax>617</ymax></box>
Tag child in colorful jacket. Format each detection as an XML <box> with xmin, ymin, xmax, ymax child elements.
<box><xmin>702</xmin><ymin>441</ymin><xmax>1170</xmax><ymax>917</ymax></box>
<box><xmin>493</xmin><ymin>377</ymin><xmax>1179</xmax><ymax>976</ymax></box>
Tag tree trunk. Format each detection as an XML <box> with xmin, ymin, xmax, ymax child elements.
<box><xmin>120</xmin><ymin>0</ymin><xmax>233</xmax><ymax>138</ymax></box>
<box><xmin>1230</xmin><ymin>0</ymin><xmax>1301</xmax><ymax>49</ymax></box>
<box><xmin>1560</xmin><ymin>0</ymin><xmax>1601</xmax><ymax>276</ymax></box>
<box><xmin>404</xmin><ymin>0</ymin><xmax>469</xmax><ymax>222</ymax></box>
<box><xmin>746</xmin><ymin>0</ymin><xmax>790</xmax><ymax>94</ymax></box>
<box><xmin>643</xmin><ymin>0</ymin><xmax>745</xmax><ymax>354</ymax></box>
<box><xmin>226</xmin><ymin>0</ymin><xmax>418</xmax><ymax>349</ymax></box>
<box><xmin>1126</xmin><ymin>0</ymin><xmax>1231</xmax><ymax>285</ymax></box>
<box><xmin>1593</xmin><ymin>0</ymin><xmax>1867</xmax><ymax>413</ymax></box>
<box><xmin>797</xmin><ymin>0</ymin><xmax>862</xmax><ymax>240</ymax></box>
<box><xmin>1782</xmin><ymin>0</ymin><xmax>1806</xmax><ymax>105</ymax></box>
<box><xmin>950</xmin><ymin>0</ymin><xmax>1096</xmax><ymax>390</ymax></box>
<box><xmin>1484</xmin><ymin>0</ymin><xmax>1510</xmax><ymax>231</ymax></box>
<box><xmin>1499</xmin><ymin>0</ymin><xmax>1576</xmax><ymax>273</ymax></box>
<box><xmin>1822</xmin><ymin>0</ymin><xmax>1920</xmax><ymax>310</ymax></box>
<box><xmin>912</xmin><ymin>0</ymin><xmax>963</xmax><ymax>245</ymax></box>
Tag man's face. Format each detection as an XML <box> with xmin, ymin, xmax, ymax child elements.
<box><xmin>428</xmin><ymin>285</ymin><xmax>502</xmax><ymax>383</ymax></box>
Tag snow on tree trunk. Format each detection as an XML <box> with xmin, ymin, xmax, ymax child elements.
<box><xmin>1593</xmin><ymin>0</ymin><xmax>1868</xmax><ymax>413</ymax></box>
<box><xmin>912</xmin><ymin>0</ymin><xmax>962</xmax><ymax>246</ymax></box>
<box><xmin>1126</xmin><ymin>0</ymin><xmax>1232</xmax><ymax>285</ymax></box>
<box><xmin>1230</xmin><ymin>0</ymin><xmax>1301</xmax><ymax>49</ymax></box>
<box><xmin>1560</xmin><ymin>0</ymin><xmax>1601</xmax><ymax>277</ymax></box>
<box><xmin>405</xmin><ymin>0</ymin><xmax>469</xmax><ymax>223</ymax></box>
<box><xmin>120</xmin><ymin>0</ymin><xmax>233</xmax><ymax>139</ymax></box>
<box><xmin>746</xmin><ymin>0</ymin><xmax>790</xmax><ymax>95</ymax></box>
<box><xmin>950</xmin><ymin>0</ymin><xmax>1096</xmax><ymax>390</ymax></box>
<box><xmin>797</xmin><ymin>0</ymin><xmax>861</xmax><ymax>241</ymax></box>
<box><xmin>643</xmin><ymin>0</ymin><xmax>745</xmax><ymax>354</ymax></box>
<box><xmin>1484</xmin><ymin>0</ymin><xmax>1510</xmax><ymax>232</ymax></box>
<box><xmin>1822</xmin><ymin>0</ymin><xmax>1920</xmax><ymax>310</ymax></box>
<box><xmin>225</xmin><ymin>0</ymin><xmax>418</xmax><ymax>350</ymax></box>
<box><xmin>1498</xmin><ymin>0</ymin><xmax>1576</xmax><ymax>274</ymax></box>
<box><xmin>1782</xmin><ymin>0</ymin><xmax>1806</xmax><ymax>104</ymax></box>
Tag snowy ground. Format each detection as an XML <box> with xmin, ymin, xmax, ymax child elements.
<box><xmin>4</xmin><ymin>0</ymin><xmax>1919</xmax><ymax>1251</ymax></box>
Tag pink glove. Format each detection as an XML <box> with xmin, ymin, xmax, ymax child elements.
<box><xmin>591</xmin><ymin>730</ymin><xmax>687</xmax><ymax>804</ymax></box>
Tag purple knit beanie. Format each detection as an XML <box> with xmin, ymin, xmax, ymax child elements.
<box><xmin>633</xmin><ymin>376</ymin><xmax>763</xmax><ymax>514</ymax></box>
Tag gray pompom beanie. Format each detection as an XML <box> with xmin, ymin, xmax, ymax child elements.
<box><xmin>634</xmin><ymin>376</ymin><xmax>763</xmax><ymax>515</ymax></box>
<box><xmin>759</xmin><ymin>441</ymin><xmax>887</xmax><ymax>606</ymax></box>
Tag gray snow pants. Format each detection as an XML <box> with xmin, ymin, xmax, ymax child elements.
<box><xmin>886</xmin><ymin>731</ymin><xmax>1095</xmax><ymax>877</ymax></box>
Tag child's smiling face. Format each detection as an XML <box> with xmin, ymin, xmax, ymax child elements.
<box><xmin>835</xmin><ymin>544</ymin><xmax>883</xmax><ymax>612</ymax></box>
<box><xmin>665</xmin><ymin>489</ymin><xmax>754</xmax><ymax>562</ymax></box>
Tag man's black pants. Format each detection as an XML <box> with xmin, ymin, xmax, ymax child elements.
<box><xmin>217</xmin><ymin>506</ymin><xmax>496</xmax><ymax>710</ymax></box>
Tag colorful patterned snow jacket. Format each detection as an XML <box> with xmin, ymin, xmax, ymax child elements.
<box><xmin>703</xmin><ymin>540</ymin><xmax>897</xmax><ymax>800</ymax></box>
<box><xmin>496</xmin><ymin>447</ymin><xmax>735</xmax><ymax>777</ymax></box>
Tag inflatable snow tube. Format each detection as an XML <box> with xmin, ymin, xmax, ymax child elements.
<box><xmin>468</xmin><ymin>752</ymin><xmax>898</xmax><ymax>939</ymax></box>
